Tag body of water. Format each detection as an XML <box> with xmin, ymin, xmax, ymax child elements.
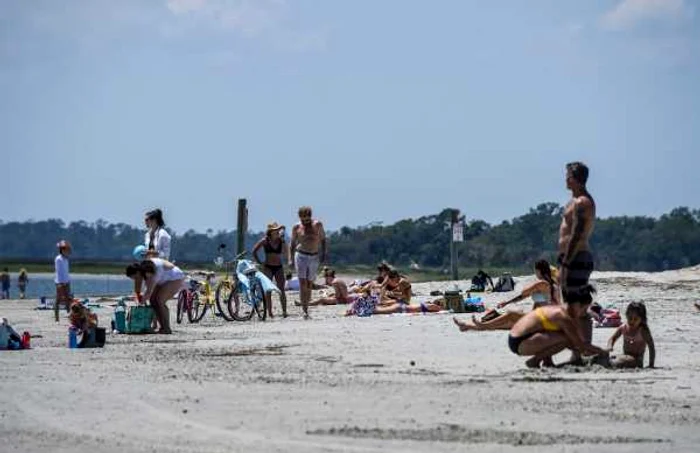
<box><xmin>0</xmin><ymin>273</ymin><xmax>133</xmax><ymax>300</ymax></box>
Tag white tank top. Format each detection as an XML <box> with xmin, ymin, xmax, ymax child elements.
<box><xmin>150</xmin><ymin>258</ymin><xmax>184</xmax><ymax>285</ymax></box>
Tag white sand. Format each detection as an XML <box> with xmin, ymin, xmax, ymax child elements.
<box><xmin>1</xmin><ymin>269</ymin><xmax>699</xmax><ymax>452</ymax></box>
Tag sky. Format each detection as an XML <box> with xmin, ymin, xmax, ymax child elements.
<box><xmin>1</xmin><ymin>0</ymin><xmax>699</xmax><ymax>234</ymax></box>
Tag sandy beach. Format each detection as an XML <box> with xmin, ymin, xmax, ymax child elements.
<box><xmin>1</xmin><ymin>269</ymin><xmax>699</xmax><ymax>452</ymax></box>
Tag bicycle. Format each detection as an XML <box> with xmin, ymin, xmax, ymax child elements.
<box><xmin>212</xmin><ymin>244</ymin><xmax>236</xmax><ymax>322</ymax></box>
<box><xmin>225</xmin><ymin>251</ymin><xmax>268</xmax><ymax>322</ymax></box>
<box><xmin>176</xmin><ymin>271</ymin><xmax>217</xmax><ymax>324</ymax></box>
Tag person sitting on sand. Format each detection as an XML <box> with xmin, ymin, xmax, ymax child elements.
<box><xmin>379</xmin><ymin>269</ymin><xmax>412</xmax><ymax>305</ymax></box>
<box><xmin>125</xmin><ymin>258</ymin><xmax>185</xmax><ymax>334</ymax></box>
<box><xmin>606</xmin><ymin>302</ymin><xmax>656</xmax><ymax>368</ymax></box>
<box><xmin>69</xmin><ymin>301</ymin><xmax>98</xmax><ymax>336</ymax></box>
<box><xmin>455</xmin><ymin>260</ymin><xmax>559</xmax><ymax>331</ymax></box>
<box><xmin>349</xmin><ymin>261</ymin><xmax>393</xmax><ymax>294</ymax></box>
<box><xmin>308</xmin><ymin>268</ymin><xmax>359</xmax><ymax>306</ymax></box>
<box><xmin>476</xmin><ymin>285</ymin><xmax>608</xmax><ymax>368</ymax></box>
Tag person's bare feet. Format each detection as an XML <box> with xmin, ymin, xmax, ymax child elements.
<box><xmin>471</xmin><ymin>315</ymin><xmax>485</xmax><ymax>328</ymax></box>
<box><xmin>453</xmin><ymin>316</ymin><xmax>471</xmax><ymax>332</ymax></box>
<box><xmin>157</xmin><ymin>328</ymin><xmax>172</xmax><ymax>335</ymax></box>
<box><xmin>525</xmin><ymin>357</ymin><xmax>541</xmax><ymax>368</ymax></box>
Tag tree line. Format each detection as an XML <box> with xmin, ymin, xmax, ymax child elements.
<box><xmin>2</xmin><ymin>203</ymin><xmax>700</xmax><ymax>272</ymax></box>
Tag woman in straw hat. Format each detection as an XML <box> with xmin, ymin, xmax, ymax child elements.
<box><xmin>253</xmin><ymin>222</ymin><xmax>289</xmax><ymax>317</ymax></box>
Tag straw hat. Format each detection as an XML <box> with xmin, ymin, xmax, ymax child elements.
<box><xmin>266</xmin><ymin>222</ymin><xmax>285</xmax><ymax>234</ymax></box>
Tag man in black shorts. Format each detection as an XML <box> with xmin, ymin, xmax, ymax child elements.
<box><xmin>558</xmin><ymin>162</ymin><xmax>596</xmax><ymax>364</ymax></box>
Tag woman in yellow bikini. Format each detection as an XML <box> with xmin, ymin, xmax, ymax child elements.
<box><xmin>506</xmin><ymin>287</ymin><xmax>608</xmax><ymax>368</ymax></box>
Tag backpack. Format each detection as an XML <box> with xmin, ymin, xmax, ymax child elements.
<box><xmin>593</xmin><ymin>307</ymin><xmax>622</xmax><ymax>328</ymax></box>
<box><xmin>493</xmin><ymin>273</ymin><xmax>516</xmax><ymax>292</ymax></box>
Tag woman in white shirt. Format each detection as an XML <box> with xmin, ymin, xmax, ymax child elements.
<box><xmin>126</xmin><ymin>258</ymin><xmax>184</xmax><ymax>334</ymax></box>
<box><xmin>144</xmin><ymin>209</ymin><xmax>171</xmax><ymax>260</ymax></box>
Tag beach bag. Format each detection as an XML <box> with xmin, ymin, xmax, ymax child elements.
<box><xmin>469</xmin><ymin>275</ymin><xmax>485</xmax><ymax>292</ymax></box>
<box><xmin>126</xmin><ymin>306</ymin><xmax>154</xmax><ymax>334</ymax></box>
<box><xmin>444</xmin><ymin>291</ymin><xmax>464</xmax><ymax>313</ymax></box>
<box><xmin>595</xmin><ymin>308</ymin><xmax>622</xmax><ymax>328</ymax></box>
<box><xmin>463</xmin><ymin>296</ymin><xmax>485</xmax><ymax>313</ymax></box>
<box><xmin>78</xmin><ymin>327</ymin><xmax>106</xmax><ymax>348</ymax></box>
<box><xmin>493</xmin><ymin>273</ymin><xmax>515</xmax><ymax>292</ymax></box>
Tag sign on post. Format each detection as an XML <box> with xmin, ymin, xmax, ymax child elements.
<box><xmin>452</xmin><ymin>223</ymin><xmax>464</xmax><ymax>243</ymax></box>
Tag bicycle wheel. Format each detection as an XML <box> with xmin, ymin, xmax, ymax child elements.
<box><xmin>252</xmin><ymin>278</ymin><xmax>267</xmax><ymax>321</ymax></box>
<box><xmin>215</xmin><ymin>280</ymin><xmax>234</xmax><ymax>321</ymax></box>
<box><xmin>187</xmin><ymin>292</ymin><xmax>207</xmax><ymax>323</ymax></box>
<box><xmin>176</xmin><ymin>290</ymin><xmax>187</xmax><ymax>324</ymax></box>
<box><xmin>228</xmin><ymin>283</ymin><xmax>255</xmax><ymax>321</ymax></box>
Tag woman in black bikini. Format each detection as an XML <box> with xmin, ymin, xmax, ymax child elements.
<box><xmin>253</xmin><ymin>222</ymin><xmax>289</xmax><ymax>318</ymax></box>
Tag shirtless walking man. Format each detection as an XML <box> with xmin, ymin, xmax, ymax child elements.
<box><xmin>289</xmin><ymin>206</ymin><xmax>327</xmax><ymax>319</ymax></box>
<box><xmin>558</xmin><ymin>161</ymin><xmax>596</xmax><ymax>364</ymax></box>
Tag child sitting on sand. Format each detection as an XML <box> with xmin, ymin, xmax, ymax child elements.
<box><xmin>69</xmin><ymin>301</ymin><xmax>98</xmax><ymax>334</ymax></box>
<box><xmin>606</xmin><ymin>302</ymin><xmax>656</xmax><ymax>368</ymax></box>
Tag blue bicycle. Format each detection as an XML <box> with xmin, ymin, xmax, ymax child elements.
<box><xmin>226</xmin><ymin>252</ymin><xmax>268</xmax><ymax>321</ymax></box>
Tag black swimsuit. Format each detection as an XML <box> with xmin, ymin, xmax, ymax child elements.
<box><xmin>263</xmin><ymin>239</ymin><xmax>284</xmax><ymax>277</ymax></box>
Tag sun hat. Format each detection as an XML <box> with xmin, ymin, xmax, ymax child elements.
<box><xmin>266</xmin><ymin>222</ymin><xmax>285</xmax><ymax>233</ymax></box>
<box><xmin>132</xmin><ymin>245</ymin><xmax>147</xmax><ymax>260</ymax></box>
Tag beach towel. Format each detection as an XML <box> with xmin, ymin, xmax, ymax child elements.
<box><xmin>236</xmin><ymin>259</ymin><xmax>281</xmax><ymax>295</ymax></box>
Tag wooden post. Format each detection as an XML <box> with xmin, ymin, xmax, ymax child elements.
<box><xmin>236</xmin><ymin>199</ymin><xmax>248</xmax><ymax>256</ymax></box>
<box><xmin>450</xmin><ymin>209</ymin><xmax>460</xmax><ymax>281</ymax></box>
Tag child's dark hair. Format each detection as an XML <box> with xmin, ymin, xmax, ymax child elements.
<box><xmin>626</xmin><ymin>301</ymin><xmax>648</xmax><ymax>326</ymax></box>
<box><xmin>534</xmin><ymin>259</ymin><xmax>555</xmax><ymax>303</ymax></box>
<box><xmin>387</xmin><ymin>269</ymin><xmax>400</xmax><ymax>279</ymax></box>
<box><xmin>145</xmin><ymin>209</ymin><xmax>165</xmax><ymax>227</ymax></box>
<box><xmin>324</xmin><ymin>268</ymin><xmax>336</xmax><ymax>278</ymax></box>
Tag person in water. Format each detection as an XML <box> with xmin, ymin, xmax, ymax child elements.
<box><xmin>607</xmin><ymin>302</ymin><xmax>656</xmax><ymax>368</ymax></box>
<box><xmin>17</xmin><ymin>269</ymin><xmax>28</xmax><ymax>299</ymax></box>
<box><xmin>125</xmin><ymin>258</ymin><xmax>185</xmax><ymax>334</ymax></box>
<box><xmin>253</xmin><ymin>222</ymin><xmax>289</xmax><ymax>318</ymax></box>
<box><xmin>454</xmin><ymin>260</ymin><xmax>559</xmax><ymax>331</ymax></box>
<box><xmin>504</xmin><ymin>285</ymin><xmax>608</xmax><ymax>368</ymax></box>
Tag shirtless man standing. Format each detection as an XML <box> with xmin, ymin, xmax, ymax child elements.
<box><xmin>289</xmin><ymin>206</ymin><xmax>327</xmax><ymax>319</ymax></box>
<box><xmin>558</xmin><ymin>161</ymin><xmax>596</xmax><ymax>364</ymax></box>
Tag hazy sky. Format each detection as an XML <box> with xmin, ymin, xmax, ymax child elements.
<box><xmin>1</xmin><ymin>0</ymin><xmax>699</xmax><ymax>234</ymax></box>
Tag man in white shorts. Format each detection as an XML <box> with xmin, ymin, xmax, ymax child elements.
<box><xmin>289</xmin><ymin>206</ymin><xmax>327</xmax><ymax>319</ymax></box>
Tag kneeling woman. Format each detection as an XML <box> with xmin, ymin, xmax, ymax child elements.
<box><xmin>506</xmin><ymin>287</ymin><xmax>608</xmax><ymax>368</ymax></box>
<box><xmin>126</xmin><ymin>258</ymin><xmax>185</xmax><ymax>334</ymax></box>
